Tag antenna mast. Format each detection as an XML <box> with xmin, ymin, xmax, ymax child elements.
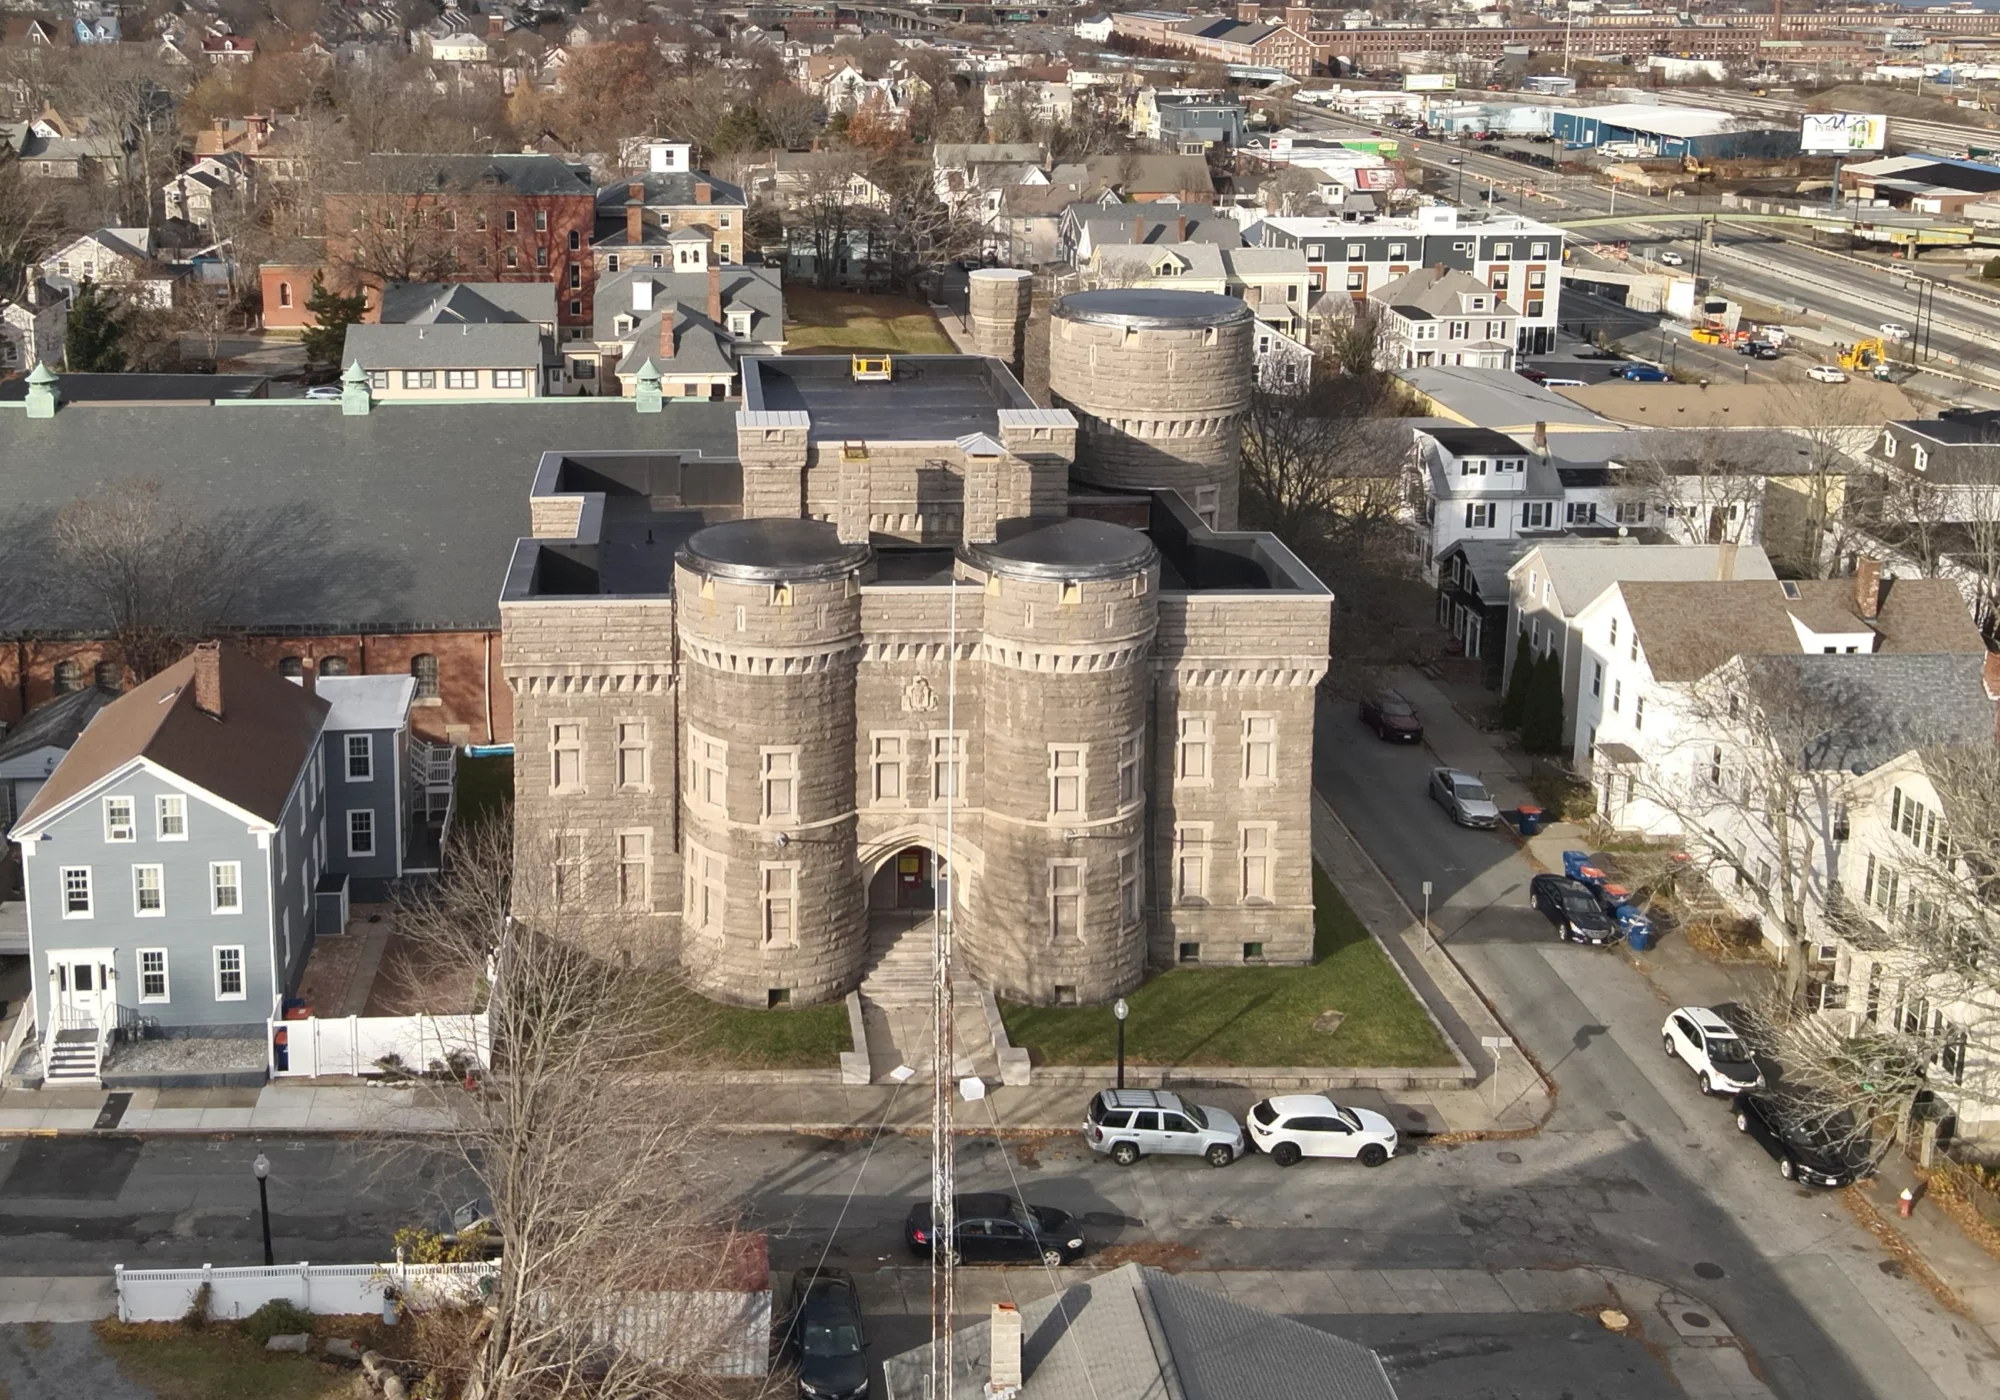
<box><xmin>928</xmin><ymin>564</ymin><xmax>961</xmax><ymax>1399</ymax></box>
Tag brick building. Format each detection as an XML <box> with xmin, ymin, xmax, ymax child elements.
<box><xmin>502</xmin><ymin>290</ymin><xmax>1332</xmax><ymax>1010</ymax></box>
<box><xmin>323</xmin><ymin>154</ymin><xmax>599</xmax><ymax>340</ymax></box>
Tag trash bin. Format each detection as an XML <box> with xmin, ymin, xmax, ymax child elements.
<box><xmin>1516</xmin><ymin>804</ymin><xmax>1544</xmax><ymax>836</ymax></box>
<box><xmin>272</xmin><ymin>1026</ymin><xmax>289</xmax><ymax>1074</ymax></box>
<box><xmin>1562</xmin><ymin>850</ymin><xmax>1591</xmax><ymax>880</ymax></box>
<box><xmin>1627</xmin><ymin>924</ymin><xmax>1654</xmax><ymax>953</ymax></box>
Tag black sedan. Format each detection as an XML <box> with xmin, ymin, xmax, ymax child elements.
<box><xmin>904</xmin><ymin>1193</ymin><xmax>1086</xmax><ymax>1266</ymax></box>
<box><xmin>1529</xmin><ymin>874</ymin><xmax>1622</xmax><ymax>945</ymax></box>
<box><xmin>782</xmin><ymin>1267</ymin><xmax>868</xmax><ymax>1400</ymax></box>
<box><xmin>1358</xmin><ymin>688</ymin><xmax>1424</xmax><ymax>742</ymax></box>
<box><xmin>1731</xmin><ymin>1091</ymin><xmax>1867</xmax><ymax>1188</ymax></box>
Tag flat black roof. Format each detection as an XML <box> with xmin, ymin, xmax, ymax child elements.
<box><xmin>1053</xmin><ymin>289</ymin><xmax>1253</xmax><ymax>331</ymax></box>
<box><xmin>0</xmin><ymin>372</ymin><xmax>270</xmax><ymax>402</ymax></box>
<box><xmin>1426</xmin><ymin>426</ymin><xmax>1530</xmax><ymax>456</ymax></box>
<box><xmin>743</xmin><ymin>355</ymin><xmax>1034</xmax><ymax>442</ymax></box>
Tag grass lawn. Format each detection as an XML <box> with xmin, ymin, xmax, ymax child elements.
<box><xmin>453</xmin><ymin>754</ymin><xmax>513</xmax><ymax>832</ymax></box>
<box><xmin>647</xmin><ymin>980</ymin><xmax>853</xmax><ymax>1070</ymax></box>
<box><xmin>97</xmin><ymin>1321</ymin><xmax>358</xmax><ymax>1400</ymax></box>
<box><xmin>782</xmin><ymin>286</ymin><xmax>957</xmax><ymax>356</ymax></box>
<box><xmin>1001</xmin><ymin>867</ymin><xmax>1454</xmax><ymax>1069</ymax></box>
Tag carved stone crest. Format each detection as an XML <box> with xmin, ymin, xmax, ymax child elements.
<box><xmin>902</xmin><ymin>676</ymin><xmax>938</xmax><ymax>713</ymax></box>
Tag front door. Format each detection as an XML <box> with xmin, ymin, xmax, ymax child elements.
<box><xmin>49</xmin><ymin>950</ymin><xmax>113</xmax><ymax>1027</ymax></box>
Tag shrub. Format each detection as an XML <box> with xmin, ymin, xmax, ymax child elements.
<box><xmin>1983</xmin><ymin>256</ymin><xmax>2000</xmax><ymax>280</ymax></box>
<box><xmin>240</xmin><ymin>1298</ymin><xmax>316</xmax><ymax>1346</ymax></box>
<box><xmin>181</xmin><ymin>1281</ymin><xmax>212</xmax><ymax>1333</ymax></box>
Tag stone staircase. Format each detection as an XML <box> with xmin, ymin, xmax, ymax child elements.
<box><xmin>857</xmin><ymin>913</ymin><xmax>995</xmax><ymax>1084</ymax></box>
<box><xmin>43</xmin><ymin>1028</ymin><xmax>102</xmax><ymax>1086</ymax></box>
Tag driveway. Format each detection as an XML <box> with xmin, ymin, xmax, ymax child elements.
<box><xmin>1313</xmin><ymin>675</ymin><xmax>1998</xmax><ymax>1400</ymax></box>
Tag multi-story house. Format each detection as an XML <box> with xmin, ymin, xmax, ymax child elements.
<box><xmin>0</xmin><ymin>279</ymin><xmax>65</xmax><ymax>372</ymax></box>
<box><xmin>592</xmin><ymin>142</ymin><xmax>748</xmax><ymax>273</ymax></box>
<box><xmin>1252</xmin><ymin>206</ymin><xmax>1564</xmax><ymax>354</ymax></box>
<box><xmin>38</xmin><ymin>228</ymin><xmax>167</xmax><ymax>306</ymax></box>
<box><xmin>1061</xmin><ymin>205</ymin><xmax>1243</xmax><ymax>266</ymax></box>
<box><xmin>163</xmin><ymin>154</ymin><xmax>252</xmax><ymax>227</ymax></box>
<box><xmin>323</xmin><ymin>154</ymin><xmax>599</xmax><ymax>340</ymax></box>
<box><xmin>341</xmin><ymin>323</ymin><xmax>548</xmax><ymax>401</ymax></box>
<box><xmin>1857</xmin><ymin>409</ymin><xmax>2000</xmax><ymax>636</ymax></box>
<box><xmin>1371</xmin><ymin>265</ymin><xmax>1520</xmax><ymax>371</ymax></box>
<box><xmin>589</xmin><ymin>256</ymin><xmax>786</xmax><ymax>398</ymax></box>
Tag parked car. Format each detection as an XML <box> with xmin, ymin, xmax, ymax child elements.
<box><xmin>1879</xmin><ymin>322</ymin><xmax>1910</xmax><ymax>341</ymax></box>
<box><xmin>1540</xmin><ymin>376</ymin><xmax>1585</xmax><ymax>388</ymax></box>
<box><xmin>1528</xmin><ymin>874</ymin><xmax>1620</xmax><ymax>945</ymax></box>
<box><xmin>1448</xmin><ymin>155</ymin><xmax>1465</xmax><ymax>165</ymax></box>
<box><xmin>434</xmin><ymin>1197</ymin><xmax>502</xmax><ymax>1256</ymax></box>
<box><xmin>1516</xmin><ymin>366</ymin><xmax>1547</xmax><ymax>383</ymax></box>
<box><xmin>1246</xmin><ymin>1094</ymin><xmax>1398</xmax><ymax>1168</ymax></box>
<box><xmin>904</xmin><ymin>1194</ymin><xmax>1086</xmax><ymax>1266</ymax></box>
<box><xmin>1620</xmin><ymin>364</ymin><xmax>1671</xmax><ymax>382</ymax></box>
<box><xmin>1731</xmin><ymin>1091</ymin><xmax>1866</xmax><ymax>1187</ymax></box>
<box><xmin>1807</xmin><ymin>365</ymin><xmax>1849</xmax><ymax>384</ymax></box>
<box><xmin>1429</xmin><ymin>767</ymin><xmax>1500</xmax><ymax>828</ymax></box>
<box><xmin>1359</xmin><ymin>688</ymin><xmax>1424</xmax><ymax>742</ymax></box>
<box><xmin>303</xmin><ymin>385</ymin><xmax>343</xmax><ymax>400</ymax></box>
<box><xmin>1662</xmin><ymin>1006</ymin><xmax>1766</xmax><ymax>1096</ymax></box>
<box><xmin>1657</xmin><ymin>250</ymin><xmax>1685</xmax><ymax>266</ymax></box>
<box><xmin>1084</xmin><ymin>1087</ymin><xmax>1243</xmax><ymax>1167</ymax></box>
<box><xmin>783</xmin><ymin>1267</ymin><xmax>868</xmax><ymax>1400</ymax></box>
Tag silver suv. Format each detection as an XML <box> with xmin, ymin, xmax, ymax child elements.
<box><xmin>1084</xmin><ymin>1088</ymin><xmax>1244</xmax><ymax>1168</ymax></box>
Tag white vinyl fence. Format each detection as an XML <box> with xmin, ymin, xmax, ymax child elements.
<box><xmin>114</xmin><ymin>1260</ymin><xmax>488</xmax><ymax>1323</ymax></box>
<box><xmin>269</xmin><ymin>1013</ymin><xmax>491</xmax><ymax>1079</ymax></box>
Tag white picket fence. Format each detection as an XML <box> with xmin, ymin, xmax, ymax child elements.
<box><xmin>269</xmin><ymin>1012</ymin><xmax>491</xmax><ymax>1079</ymax></box>
<box><xmin>114</xmin><ymin>1260</ymin><xmax>487</xmax><ymax>1323</ymax></box>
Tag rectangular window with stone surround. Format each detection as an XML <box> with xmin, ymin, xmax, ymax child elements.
<box><xmin>1176</xmin><ymin>715</ymin><xmax>1212</xmax><ymax>786</ymax></box>
<box><xmin>616</xmin><ymin>721</ymin><xmax>650</xmax><ymax>792</ymax></box>
<box><xmin>1119</xmin><ymin>848</ymin><xmax>1140</xmax><ymax>927</ymax></box>
<box><xmin>551</xmin><ymin>831</ymin><xmax>583</xmax><ymax>904</ymax></box>
<box><xmin>932</xmin><ymin>734</ymin><xmax>963</xmax><ymax>803</ymax></box>
<box><xmin>762</xmin><ymin>863</ymin><xmax>798</xmax><ymax>947</ymax></box>
<box><xmin>550</xmin><ymin>722</ymin><xmax>584</xmax><ymax>794</ymax></box>
<box><xmin>1240</xmin><ymin>824</ymin><xmax>1276</xmax><ymax>903</ymax></box>
<box><xmin>1048</xmin><ymin>745</ymin><xmax>1085</xmax><ymax>818</ymax></box>
<box><xmin>1241</xmin><ymin>714</ymin><xmax>1277</xmax><ymax>787</ymax></box>
<box><xmin>1174</xmin><ymin>824</ymin><xmax>1210</xmax><ymax>903</ymax></box>
<box><xmin>617</xmin><ymin>830</ymin><xmax>650</xmax><ymax>910</ymax></box>
<box><xmin>686</xmin><ymin>842</ymin><xmax>725</xmax><ymax>935</ymax></box>
<box><xmin>689</xmin><ymin>729</ymin><xmax>727</xmax><ymax>811</ymax></box>
<box><xmin>1117</xmin><ymin>733</ymin><xmax>1142</xmax><ymax>805</ymax></box>
<box><xmin>872</xmin><ymin>733</ymin><xmax>906</xmax><ymax>804</ymax></box>
<box><xmin>761</xmin><ymin>748</ymin><xmax>798</xmax><ymax>821</ymax></box>
<box><xmin>1048</xmin><ymin>860</ymin><xmax>1083</xmax><ymax>942</ymax></box>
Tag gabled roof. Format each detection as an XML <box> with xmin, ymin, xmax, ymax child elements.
<box><xmin>1095</xmin><ymin>241</ymin><xmax>1227</xmax><ymax>280</ymax></box>
<box><xmin>14</xmin><ymin>646</ymin><xmax>328</xmax><ymax>833</ymax></box>
<box><xmin>592</xmin><ymin>170</ymin><xmax>747</xmax><ymax>210</ymax></box>
<box><xmin>1373</xmin><ymin>264</ymin><xmax>1519</xmax><ymax>319</ymax></box>
<box><xmin>594</xmin><ymin>264</ymin><xmax>784</xmax><ymax>345</ymax></box>
<box><xmin>347</xmin><ymin>153</ymin><xmax>595</xmax><ymax>197</ymax></box>
<box><xmin>1740</xmin><ymin>651</ymin><xmax>1998</xmax><ymax>774</ymax></box>
<box><xmin>378</xmin><ymin>281</ymin><xmax>555</xmax><ymax>326</ymax></box>
<box><xmin>0</xmin><ymin>685</ymin><xmax>120</xmax><ymax>767</ymax></box>
<box><xmin>1513</xmin><ymin>541</ymin><xmax>1778</xmax><ymax>614</ymax></box>
<box><xmin>343</xmin><ymin>322</ymin><xmax>544</xmax><ymax>371</ymax></box>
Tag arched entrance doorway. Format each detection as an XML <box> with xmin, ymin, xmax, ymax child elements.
<box><xmin>867</xmin><ymin>845</ymin><xmax>951</xmax><ymax>912</ymax></box>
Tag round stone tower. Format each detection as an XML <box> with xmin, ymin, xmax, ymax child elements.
<box><xmin>967</xmin><ymin>268</ymin><xmax>1035</xmax><ymax>380</ymax></box>
<box><xmin>674</xmin><ymin>519</ymin><xmax>872</xmax><ymax>1007</ymax></box>
<box><xmin>961</xmin><ymin>518</ymin><xmax>1160</xmax><ymax>1004</ymax></box>
<box><xmin>1046</xmin><ymin>289</ymin><xmax>1255</xmax><ymax>530</ymax></box>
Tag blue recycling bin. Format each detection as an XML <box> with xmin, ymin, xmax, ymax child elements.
<box><xmin>1516</xmin><ymin>804</ymin><xmax>1544</xmax><ymax>836</ymax></box>
<box><xmin>1627</xmin><ymin>923</ymin><xmax>1655</xmax><ymax>952</ymax></box>
<box><xmin>1562</xmin><ymin>850</ymin><xmax>1592</xmax><ymax>880</ymax></box>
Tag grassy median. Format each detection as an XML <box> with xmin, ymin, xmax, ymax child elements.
<box><xmin>1002</xmin><ymin>867</ymin><xmax>1453</xmax><ymax>1069</ymax></box>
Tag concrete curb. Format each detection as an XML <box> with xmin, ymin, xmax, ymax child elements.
<box><xmin>1017</xmin><ymin>1062</ymin><xmax>1476</xmax><ymax>1091</ymax></box>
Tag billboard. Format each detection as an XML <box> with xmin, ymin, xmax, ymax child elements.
<box><xmin>1801</xmin><ymin>113</ymin><xmax>1887</xmax><ymax>154</ymax></box>
<box><xmin>1404</xmin><ymin>73</ymin><xmax>1458</xmax><ymax>92</ymax></box>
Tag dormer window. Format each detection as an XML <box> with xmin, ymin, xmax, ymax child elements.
<box><xmin>728</xmin><ymin>310</ymin><xmax>752</xmax><ymax>337</ymax></box>
<box><xmin>1470</xmin><ymin>296</ymin><xmax>1486</xmax><ymax>312</ymax></box>
<box><xmin>614</xmin><ymin>315</ymin><xmax>633</xmax><ymax>336</ymax></box>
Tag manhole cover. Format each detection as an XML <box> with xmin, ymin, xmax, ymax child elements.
<box><xmin>1681</xmin><ymin>1312</ymin><xmax>1711</xmax><ymax>1329</ymax></box>
<box><xmin>1692</xmin><ymin>1262</ymin><xmax>1725</xmax><ymax>1280</ymax></box>
<box><xmin>1606</xmin><ymin>1110</ymin><xmax>1628</xmax><ymax>1122</ymax></box>
<box><xmin>1496</xmin><ymin>1151</ymin><xmax>1522</xmax><ymax>1165</ymax></box>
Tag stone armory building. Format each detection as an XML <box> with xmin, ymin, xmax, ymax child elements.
<box><xmin>501</xmin><ymin>290</ymin><xmax>1332</xmax><ymax>1009</ymax></box>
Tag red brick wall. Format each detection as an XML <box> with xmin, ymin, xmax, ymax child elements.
<box><xmin>260</xmin><ymin>264</ymin><xmax>322</xmax><ymax>330</ymax></box>
<box><xmin>1</xmin><ymin>631</ymin><xmax>508</xmax><ymax>746</ymax></box>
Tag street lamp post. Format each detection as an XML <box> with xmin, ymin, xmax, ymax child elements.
<box><xmin>1421</xmin><ymin>881</ymin><xmax>1434</xmax><ymax>955</ymax></box>
<box><xmin>1114</xmin><ymin>998</ymin><xmax>1130</xmax><ymax>1090</ymax></box>
<box><xmin>253</xmin><ymin>1153</ymin><xmax>273</xmax><ymax>1267</ymax></box>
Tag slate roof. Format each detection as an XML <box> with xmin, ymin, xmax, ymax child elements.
<box><xmin>14</xmin><ymin>645</ymin><xmax>329</xmax><ymax>832</ymax></box>
<box><xmin>1424</xmin><ymin>426</ymin><xmax>1528</xmax><ymax>457</ymax></box>
<box><xmin>0</xmin><ymin>399</ymin><xmax>739</xmax><ymax>634</ymax></box>
<box><xmin>0</xmin><ymin>685</ymin><xmax>120</xmax><ymax>766</ymax></box>
<box><xmin>1740</xmin><ymin>651</ymin><xmax>1998</xmax><ymax>774</ymax></box>
<box><xmin>1051</xmin><ymin>153</ymin><xmax>1214</xmax><ymax>197</ymax></box>
<box><xmin>377</xmin><ymin>281</ymin><xmax>556</xmax><ymax>326</ymax></box>
<box><xmin>1075</xmin><ymin>205</ymin><xmax>1244</xmax><ymax>249</ymax></box>
<box><xmin>343</xmin><ymin>322</ymin><xmax>545</xmax><ymax>371</ymax></box>
<box><xmin>1885</xmin><ymin>411</ymin><xmax>2000</xmax><ymax>447</ymax></box>
<box><xmin>592</xmin><ymin>171</ymin><xmax>747</xmax><ymax>210</ymax></box>
<box><xmin>594</xmin><ymin>264</ymin><xmax>784</xmax><ymax>346</ymax></box>
<box><xmin>1518</xmin><ymin>541</ymin><xmax>1777</xmax><ymax>614</ymax></box>
<box><xmin>880</xmin><ymin>1263</ymin><xmax>1397</xmax><ymax>1400</ymax></box>
<box><xmin>1096</xmin><ymin>241</ymin><xmax>1227</xmax><ymax>280</ymax></box>
<box><xmin>348</xmin><ymin>153</ymin><xmax>595</xmax><ymax>197</ymax></box>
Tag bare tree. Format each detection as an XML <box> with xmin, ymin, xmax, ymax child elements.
<box><xmin>0</xmin><ymin>161</ymin><xmax>63</xmax><ymax>297</ymax></box>
<box><xmin>1241</xmin><ymin>354</ymin><xmax>1410</xmax><ymax>549</ymax></box>
<box><xmin>756</xmin><ymin>83</ymin><xmax>822</xmax><ymax>151</ymax></box>
<box><xmin>1621</xmin><ymin>429</ymin><xmax>1770</xmax><ymax>547</ymax></box>
<box><xmin>393</xmin><ymin>822</ymin><xmax>745</xmax><ymax>1400</ymax></box>
<box><xmin>51</xmin><ymin>480</ymin><xmax>256</xmax><ymax>680</ymax></box>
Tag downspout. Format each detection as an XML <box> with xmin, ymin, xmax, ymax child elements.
<box><xmin>483</xmin><ymin>631</ymin><xmax>495</xmax><ymax>745</ymax></box>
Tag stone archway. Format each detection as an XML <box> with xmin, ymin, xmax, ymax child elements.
<box><xmin>853</xmin><ymin>829</ymin><xmax>989</xmax><ymax>1081</ymax></box>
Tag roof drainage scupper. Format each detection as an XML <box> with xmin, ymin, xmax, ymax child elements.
<box><xmin>968</xmin><ymin>517</ymin><xmax>1157</xmax><ymax>582</ymax></box>
<box><xmin>678</xmin><ymin>518</ymin><xmax>871</xmax><ymax>583</ymax></box>
<box><xmin>1054</xmin><ymin>288</ymin><xmax>1254</xmax><ymax>330</ymax></box>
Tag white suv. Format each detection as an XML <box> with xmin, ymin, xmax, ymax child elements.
<box><xmin>1084</xmin><ymin>1088</ymin><xmax>1244</xmax><ymax>1167</ymax></box>
<box><xmin>1247</xmin><ymin>1094</ymin><xmax>1398</xmax><ymax>1168</ymax></box>
<box><xmin>1662</xmin><ymin>1006</ymin><xmax>1765</xmax><ymax>1096</ymax></box>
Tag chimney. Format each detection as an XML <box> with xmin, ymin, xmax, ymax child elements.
<box><xmin>633</xmin><ymin>279</ymin><xmax>653</xmax><ymax>312</ymax></box>
<box><xmin>694</xmin><ymin>180</ymin><xmax>711</xmax><ymax>205</ymax></box>
<box><xmin>627</xmin><ymin>181</ymin><xmax>645</xmax><ymax>243</ymax></box>
<box><xmin>1174</xmin><ymin>213</ymin><xmax>1186</xmax><ymax>241</ymax></box>
<box><xmin>1432</xmin><ymin>260</ymin><xmax>1445</xmax><ymax>278</ymax></box>
<box><xmin>707</xmin><ymin>263</ymin><xmax>722</xmax><ymax>323</ymax></box>
<box><xmin>1854</xmin><ymin>556</ymin><xmax>1883</xmax><ymax>619</ymax></box>
<box><xmin>1715</xmin><ymin>539</ymin><xmax>1738</xmax><ymax>581</ymax></box>
<box><xmin>1236</xmin><ymin>1</ymin><xmax>1261</xmax><ymax>20</ymax></box>
<box><xmin>192</xmin><ymin>641</ymin><xmax>223</xmax><ymax>720</ymax></box>
<box><xmin>659</xmin><ymin>312</ymin><xmax>675</xmax><ymax>360</ymax></box>
<box><xmin>1133</xmin><ymin>214</ymin><xmax>1145</xmax><ymax>244</ymax></box>
<box><xmin>301</xmin><ymin>657</ymin><xmax>317</xmax><ymax>699</ymax></box>
<box><xmin>487</xmin><ymin>13</ymin><xmax>503</xmax><ymax>38</ymax></box>
<box><xmin>1532</xmin><ymin>420</ymin><xmax>1547</xmax><ymax>450</ymax></box>
<box><xmin>988</xmin><ymin>1303</ymin><xmax>1023</xmax><ymax>1399</ymax></box>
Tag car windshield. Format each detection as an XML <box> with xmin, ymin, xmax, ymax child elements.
<box><xmin>1453</xmin><ymin>780</ymin><xmax>1489</xmax><ymax>802</ymax></box>
<box><xmin>1336</xmin><ymin>1106</ymin><xmax>1362</xmax><ymax>1131</ymax></box>
<box><xmin>802</xmin><ymin>1322</ymin><xmax>863</xmax><ymax>1358</ymax></box>
<box><xmin>1184</xmin><ymin>1103</ymin><xmax>1209</xmax><ymax>1129</ymax></box>
<box><xmin>1708</xmin><ymin>1036</ymin><xmax>1754</xmax><ymax>1067</ymax></box>
<box><xmin>1558</xmin><ymin>888</ymin><xmax>1599</xmax><ymax>915</ymax></box>
<box><xmin>1381</xmin><ymin>697</ymin><xmax>1415</xmax><ymax>717</ymax></box>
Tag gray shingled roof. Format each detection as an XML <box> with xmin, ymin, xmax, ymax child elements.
<box><xmin>0</xmin><ymin>399</ymin><xmax>738</xmax><ymax>634</ymax></box>
<box><xmin>1523</xmin><ymin>541</ymin><xmax>1777</xmax><ymax>613</ymax></box>
<box><xmin>1740</xmin><ymin>651</ymin><xmax>1997</xmax><ymax>774</ymax></box>
<box><xmin>378</xmin><ymin>281</ymin><xmax>555</xmax><ymax>326</ymax></box>
<box><xmin>342</xmin><ymin>323</ymin><xmax>545</xmax><ymax>371</ymax></box>
<box><xmin>880</xmin><ymin>1264</ymin><xmax>1396</xmax><ymax>1400</ymax></box>
<box><xmin>348</xmin><ymin>153</ymin><xmax>594</xmax><ymax>196</ymax></box>
<box><xmin>594</xmin><ymin>264</ymin><xmax>784</xmax><ymax>345</ymax></box>
<box><xmin>592</xmin><ymin>171</ymin><xmax>747</xmax><ymax>210</ymax></box>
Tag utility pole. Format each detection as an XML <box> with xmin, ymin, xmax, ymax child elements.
<box><xmin>927</xmin><ymin>573</ymin><xmax>961</xmax><ymax>1400</ymax></box>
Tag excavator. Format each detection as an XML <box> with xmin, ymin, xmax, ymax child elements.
<box><xmin>1838</xmin><ymin>337</ymin><xmax>1896</xmax><ymax>380</ymax></box>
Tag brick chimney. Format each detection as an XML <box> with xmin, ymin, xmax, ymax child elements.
<box><xmin>694</xmin><ymin>180</ymin><xmax>711</xmax><ymax>205</ymax></box>
<box><xmin>487</xmin><ymin>13</ymin><xmax>503</xmax><ymax>39</ymax></box>
<box><xmin>1533</xmin><ymin>420</ymin><xmax>1547</xmax><ymax>449</ymax></box>
<box><xmin>1236</xmin><ymin>1</ymin><xmax>1261</xmax><ymax>20</ymax></box>
<box><xmin>659</xmin><ymin>311</ymin><xmax>675</xmax><ymax>360</ymax></box>
<box><xmin>626</xmin><ymin>182</ymin><xmax>645</xmax><ymax>243</ymax></box>
<box><xmin>192</xmin><ymin>641</ymin><xmax>223</xmax><ymax>720</ymax></box>
<box><xmin>989</xmin><ymin>1303</ymin><xmax>1023</xmax><ymax>1399</ymax></box>
<box><xmin>1174</xmin><ymin>213</ymin><xmax>1186</xmax><ymax>241</ymax></box>
<box><xmin>707</xmin><ymin>263</ymin><xmax>722</xmax><ymax>323</ymax></box>
<box><xmin>1133</xmin><ymin>214</ymin><xmax>1146</xmax><ymax>243</ymax></box>
<box><xmin>1854</xmin><ymin>555</ymin><xmax>1883</xmax><ymax>619</ymax></box>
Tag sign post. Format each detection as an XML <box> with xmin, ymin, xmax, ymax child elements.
<box><xmin>1481</xmin><ymin>1035</ymin><xmax>1516</xmax><ymax>1114</ymax></box>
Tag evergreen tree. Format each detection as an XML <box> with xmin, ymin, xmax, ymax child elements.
<box><xmin>1499</xmin><ymin>629</ymin><xmax>1533</xmax><ymax>730</ymax></box>
<box><xmin>1520</xmin><ymin>651</ymin><xmax>1567</xmax><ymax>756</ymax></box>
<box><xmin>300</xmin><ymin>274</ymin><xmax>368</xmax><ymax>366</ymax></box>
<box><xmin>64</xmin><ymin>281</ymin><xmax>128</xmax><ymax>373</ymax></box>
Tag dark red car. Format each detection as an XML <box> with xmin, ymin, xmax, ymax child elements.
<box><xmin>1359</xmin><ymin>689</ymin><xmax>1423</xmax><ymax>742</ymax></box>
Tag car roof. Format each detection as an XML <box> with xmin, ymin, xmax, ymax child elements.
<box><xmin>1679</xmin><ymin>1006</ymin><xmax>1741</xmax><ymax>1036</ymax></box>
<box><xmin>1096</xmin><ymin>1087</ymin><xmax>1182</xmax><ymax>1110</ymax></box>
<box><xmin>1436</xmin><ymin>767</ymin><xmax>1480</xmax><ymax>782</ymax></box>
<box><xmin>1262</xmin><ymin>1093</ymin><xmax>1336</xmax><ymax>1116</ymax></box>
<box><xmin>1541</xmin><ymin>874</ymin><xmax>1594</xmax><ymax>892</ymax></box>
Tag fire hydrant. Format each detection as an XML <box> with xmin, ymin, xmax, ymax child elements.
<box><xmin>1899</xmin><ymin>1187</ymin><xmax>1916</xmax><ymax>1218</ymax></box>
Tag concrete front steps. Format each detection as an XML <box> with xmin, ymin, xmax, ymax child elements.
<box><xmin>857</xmin><ymin>914</ymin><xmax>995</xmax><ymax>1083</ymax></box>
